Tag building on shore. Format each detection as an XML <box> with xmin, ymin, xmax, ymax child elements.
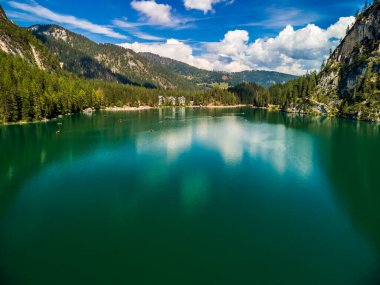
<box><xmin>168</xmin><ymin>96</ymin><xmax>176</xmax><ymax>106</ymax></box>
<box><xmin>158</xmin><ymin>96</ymin><xmax>164</xmax><ymax>106</ymax></box>
<box><xmin>158</xmin><ymin>96</ymin><xmax>186</xmax><ymax>106</ymax></box>
<box><xmin>178</xmin><ymin>96</ymin><xmax>186</xmax><ymax>106</ymax></box>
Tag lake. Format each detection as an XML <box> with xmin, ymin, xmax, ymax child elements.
<box><xmin>0</xmin><ymin>108</ymin><xmax>379</xmax><ymax>285</ymax></box>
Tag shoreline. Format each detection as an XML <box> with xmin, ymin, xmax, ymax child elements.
<box><xmin>104</xmin><ymin>104</ymin><xmax>250</xmax><ymax>111</ymax></box>
<box><xmin>1</xmin><ymin>104</ymin><xmax>378</xmax><ymax>125</ymax></box>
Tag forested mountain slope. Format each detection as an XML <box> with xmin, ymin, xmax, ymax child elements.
<box><xmin>0</xmin><ymin>6</ymin><xmax>59</xmax><ymax>71</ymax></box>
<box><xmin>29</xmin><ymin>25</ymin><xmax>197</xmax><ymax>90</ymax></box>
<box><xmin>2</xmin><ymin>2</ymin><xmax>380</xmax><ymax>122</ymax></box>
<box><xmin>140</xmin><ymin>52</ymin><xmax>296</xmax><ymax>88</ymax></box>
<box><xmin>0</xmin><ymin>6</ymin><xmax>237</xmax><ymax>123</ymax></box>
<box><xmin>0</xmin><ymin>48</ymin><xmax>237</xmax><ymax>123</ymax></box>
<box><xmin>1</xmin><ymin>2</ymin><xmax>296</xmax><ymax>92</ymax></box>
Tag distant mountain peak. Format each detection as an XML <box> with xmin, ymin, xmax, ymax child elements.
<box><xmin>28</xmin><ymin>25</ymin><xmax>71</xmax><ymax>43</ymax></box>
<box><xmin>30</xmin><ymin>24</ymin><xmax>199</xmax><ymax>89</ymax></box>
<box><xmin>139</xmin><ymin>52</ymin><xmax>296</xmax><ymax>88</ymax></box>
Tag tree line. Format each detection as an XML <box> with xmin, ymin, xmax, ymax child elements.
<box><xmin>0</xmin><ymin>51</ymin><xmax>238</xmax><ymax>123</ymax></box>
<box><xmin>229</xmin><ymin>73</ymin><xmax>318</xmax><ymax>109</ymax></box>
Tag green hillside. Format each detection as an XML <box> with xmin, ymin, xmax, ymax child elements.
<box><xmin>0</xmin><ymin>7</ymin><xmax>59</xmax><ymax>71</ymax></box>
<box><xmin>140</xmin><ymin>52</ymin><xmax>296</xmax><ymax>88</ymax></box>
<box><xmin>30</xmin><ymin>25</ymin><xmax>198</xmax><ymax>90</ymax></box>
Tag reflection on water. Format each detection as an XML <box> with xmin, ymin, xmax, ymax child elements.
<box><xmin>0</xmin><ymin>107</ymin><xmax>380</xmax><ymax>285</ymax></box>
<box><xmin>136</xmin><ymin>114</ymin><xmax>313</xmax><ymax>176</ymax></box>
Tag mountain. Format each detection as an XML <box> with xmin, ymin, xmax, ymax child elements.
<box><xmin>250</xmin><ymin>1</ymin><xmax>380</xmax><ymax>121</ymax></box>
<box><xmin>0</xmin><ymin>7</ymin><xmax>59</xmax><ymax>71</ymax></box>
<box><xmin>29</xmin><ymin>25</ymin><xmax>197</xmax><ymax>90</ymax></box>
<box><xmin>3</xmin><ymin>2</ymin><xmax>379</xmax><ymax>122</ymax></box>
<box><xmin>30</xmin><ymin>25</ymin><xmax>296</xmax><ymax>90</ymax></box>
<box><xmin>140</xmin><ymin>52</ymin><xmax>296</xmax><ymax>88</ymax></box>
<box><xmin>0</xmin><ymin>6</ymin><xmax>238</xmax><ymax>123</ymax></box>
<box><xmin>224</xmin><ymin>2</ymin><xmax>380</xmax><ymax>121</ymax></box>
<box><xmin>315</xmin><ymin>1</ymin><xmax>380</xmax><ymax>120</ymax></box>
<box><xmin>229</xmin><ymin>70</ymin><xmax>296</xmax><ymax>88</ymax></box>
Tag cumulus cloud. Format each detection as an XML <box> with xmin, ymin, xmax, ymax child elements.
<box><xmin>8</xmin><ymin>1</ymin><xmax>127</xmax><ymax>39</ymax></box>
<box><xmin>120</xmin><ymin>39</ymin><xmax>214</xmax><ymax>70</ymax></box>
<box><xmin>183</xmin><ymin>0</ymin><xmax>222</xmax><ymax>13</ymax></box>
<box><xmin>246</xmin><ymin>16</ymin><xmax>355</xmax><ymax>73</ymax></box>
<box><xmin>131</xmin><ymin>0</ymin><xmax>181</xmax><ymax>27</ymax></box>
<box><xmin>120</xmin><ymin>16</ymin><xmax>355</xmax><ymax>75</ymax></box>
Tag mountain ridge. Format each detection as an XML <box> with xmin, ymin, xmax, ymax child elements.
<box><xmin>139</xmin><ymin>52</ymin><xmax>296</xmax><ymax>88</ymax></box>
<box><xmin>2</xmin><ymin>3</ymin><xmax>379</xmax><ymax>122</ymax></box>
<box><xmin>0</xmin><ymin>9</ymin><xmax>59</xmax><ymax>71</ymax></box>
<box><xmin>28</xmin><ymin>24</ymin><xmax>296</xmax><ymax>90</ymax></box>
<box><xmin>29</xmin><ymin>24</ymin><xmax>198</xmax><ymax>90</ymax></box>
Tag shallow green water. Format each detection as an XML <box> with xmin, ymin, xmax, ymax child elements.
<box><xmin>0</xmin><ymin>108</ymin><xmax>380</xmax><ymax>285</ymax></box>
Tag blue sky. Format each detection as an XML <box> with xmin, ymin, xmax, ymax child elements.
<box><xmin>1</xmin><ymin>0</ymin><xmax>366</xmax><ymax>74</ymax></box>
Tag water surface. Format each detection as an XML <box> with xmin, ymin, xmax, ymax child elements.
<box><xmin>0</xmin><ymin>108</ymin><xmax>380</xmax><ymax>285</ymax></box>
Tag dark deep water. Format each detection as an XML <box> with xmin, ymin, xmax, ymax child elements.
<box><xmin>0</xmin><ymin>108</ymin><xmax>380</xmax><ymax>285</ymax></box>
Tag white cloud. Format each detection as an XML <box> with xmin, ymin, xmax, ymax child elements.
<box><xmin>120</xmin><ymin>39</ymin><xmax>214</xmax><ymax>70</ymax></box>
<box><xmin>5</xmin><ymin>10</ymin><xmax>43</xmax><ymax>23</ymax></box>
<box><xmin>120</xmin><ymin>16</ymin><xmax>355</xmax><ymax>75</ymax></box>
<box><xmin>206</xmin><ymin>30</ymin><xmax>249</xmax><ymax>57</ymax></box>
<box><xmin>242</xmin><ymin>7</ymin><xmax>319</xmax><ymax>28</ymax></box>
<box><xmin>131</xmin><ymin>0</ymin><xmax>181</xmax><ymax>27</ymax></box>
<box><xmin>183</xmin><ymin>0</ymin><xmax>222</xmax><ymax>13</ymax></box>
<box><xmin>131</xmin><ymin>30</ymin><xmax>165</xmax><ymax>41</ymax></box>
<box><xmin>8</xmin><ymin>1</ymin><xmax>127</xmax><ymax>39</ymax></box>
<box><xmin>112</xmin><ymin>19</ymin><xmax>164</xmax><ymax>41</ymax></box>
<box><xmin>326</xmin><ymin>16</ymin><xmax>355</xmax><ymax>39</ymax></box>
<box><xmin>246</xmin><ymin>16</ymin><xmax>355</xmax><ymax>73</ymax></box>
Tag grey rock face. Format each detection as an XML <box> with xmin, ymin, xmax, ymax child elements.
<box><xmin>319</xmin><ymin>3</ymin><xmax>380</xmax><ymax>99</ymax></box>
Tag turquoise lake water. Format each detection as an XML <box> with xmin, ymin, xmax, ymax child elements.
<box><xmin>0</xmin><ymin>108</ymin><xmax>379</xmax><ymax>285</ymax></box>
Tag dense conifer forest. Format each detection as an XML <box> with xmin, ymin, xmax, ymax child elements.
<box><xmin>1</xmin><ymin>1</ymin><xmax>380</xmax><ymax>123</ymax></box>
<box><xmin>0</xmin><ymin>51</ymin><xmax>238</xmax><ymax>123</ymax></box>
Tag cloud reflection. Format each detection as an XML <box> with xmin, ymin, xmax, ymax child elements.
<box><xmin>136</xmin><ymin>111</ymin><xmax>313</xmax><ymax>176</ymax></box>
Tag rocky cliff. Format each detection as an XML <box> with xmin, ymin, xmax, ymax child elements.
<box><xmin>316</xmin><ymin>2</ymin><xmax>380</xmax><ymax>121</ymax></box>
